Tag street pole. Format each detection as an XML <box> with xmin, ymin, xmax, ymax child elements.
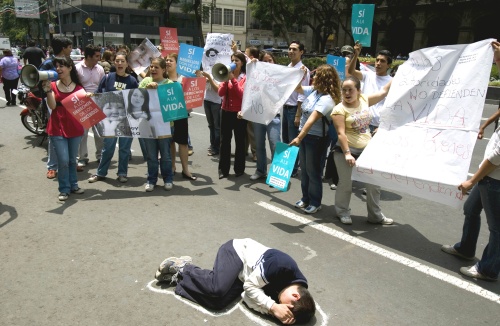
<box><xmin>57</xmin><ymin>0</ymin><xmax>62</xmax><ymax>34</ymax></box>
<box><xmin>101</xmin><ymin>0</ymin><xmax>104</xmax><ymax>46</ymax></box>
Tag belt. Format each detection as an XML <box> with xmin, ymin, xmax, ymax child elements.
<box><xmin>283</xmin><ymin>105</ymin><xmax>297</xmax><ymax>109</ymax></box>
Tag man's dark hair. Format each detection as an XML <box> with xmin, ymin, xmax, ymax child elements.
<box><xmin>289</xmin><ymin>40</ymin><xmax>305</xmax><ymax>52</ymax></box>
<box><xmin>291</xmin><ymin>286</ymin><xmax>316</xmax><ymax>324</ymax></box>
<box><xmin>246</xmin><ymin>46</ymin><xmax>259</xmax><ymax>59</ymax></box>
<box><xmin>28</xmin><ymin>40</ymin><xmax>36</xmax><ymax>47</ymax></box>
<box><xmin>52</xmin><ymin>37</ymin><xmax>72</xmax><ymax>56</ymax></box>
<box><xmin>84</xmin><ymin>44</ymin><xmax>101</xmax><ymax>59</ymax></box>
<box><xmin>378</xmin><ymin>50</ymin><xmax>393</xmax><ymax>65</ymax></box>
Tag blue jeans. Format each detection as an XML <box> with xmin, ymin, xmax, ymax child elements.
<box><xmin>96</xmin><ymin>137</ymin><xmax>133</xmax><ymax>177</ymax></box>
<box><xmin>46</xmin><ymin>103</ymin><xmax>58</xmax><ymax>170</ymax></box>
<box><xmin>454</xmin><ymin>176</ymin><xmax>500</xmax><ymax>279</ymax></box>
<box><xmin>282</xmin><ymin>106</ymin><xmax>299</xmax><ymax>174</ymax></box>
<box><xmin>204</xmin><ymin>100</ymin><xmax>221</xmax><ymax>154</ymax></box>
<box><xmin>50</xmin><ymin>135</ymin><xmax>82</xmax><ymax>194</ymax></box>
<box><xmin>253</xmin><ymin>117</ymin><xmax>281</xmax><ymax>175</ymax></box>
<box><xmin>143</xmin><ymin>138</ymin><xmax>173</xmax><ymax>185</ymax></box>
<box><xmin>299</xmin><ymin>134</ymin><xmax>329</xmax><ymax>207</ymax></box>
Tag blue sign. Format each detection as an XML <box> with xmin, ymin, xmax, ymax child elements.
<box><xmin>351</xmin><ymin>4</ymin><xmax>375</xmax><ymax>47</ymax></box>
<box><xmin>157</xmin><ymin>83</ymin><xmax>188</xmax><ymax>122</ymax></box>
<box><xmin>177</xmin><ymin>43</ymin><xmax>204</xmax><ymax>77</ymax></box>
<box><xmin>326</xmin><ymin>55</ymin><xmax>346</xmax><ymax>80</ymax></box>
<box><xmin>266</xmin><ymin>142</ymin><xmax>299</xmax><ymax>192</ymax></box>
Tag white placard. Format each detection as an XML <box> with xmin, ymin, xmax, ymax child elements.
<box><xmin>242</xmin><ymin>61</ymin><xmax>304</xmax><ymax>125</ymax></box>
<box><xmin>353</xmin><ymin>39</ymin><xmax>495</xmax><ymax>208</ymax></box>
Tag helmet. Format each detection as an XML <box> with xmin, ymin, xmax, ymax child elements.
<box><xmin>340</xmin><ymin>45</ymin><xmax>354</xmax><ymax>54</ymax></box>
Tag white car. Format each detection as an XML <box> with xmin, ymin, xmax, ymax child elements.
<box><xmin>70</xmin><ymin>49</ymin><xmax>84</xmax><ymax>62</ymax></box>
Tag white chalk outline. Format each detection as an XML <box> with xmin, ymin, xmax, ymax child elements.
<box><xmin>256</xmin><ymin>201</ymin><xmax>500</xmax><ymax>305</ymax></box>
<box><xmin>146</xmin><ymin>280</ymin><xmax>329</xmax><ymax>325</ymax></box>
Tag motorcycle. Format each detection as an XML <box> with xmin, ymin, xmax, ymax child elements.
<box><xmin>14</xmin><ymin>85</ymin><xmax>46</xmax><ymax>136</ymax></box>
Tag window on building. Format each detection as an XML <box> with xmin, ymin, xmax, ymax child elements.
<box><xmin>202</xmin><ymin>5</ymin><xmax>210</xmax><ymax>24</ymax></box>
<box><xmin>109</xmin><ymin>14</ymin><xmax>120</xmax><ymax>25</ymax></box>
<box><xmin>224</xmin><ymin>9</ymin><xmax>233</xmax><ymax>26</ymax></box>
<box><xmin>130</xmin><ymin>15</ymin><xmax>159</xmax><ymax>27</ymax></box>
<box><xmin>213</xmin><ymin>8</ymin><xmax>222</xmax><ymax>25</ymax></box>
<box><xmin>71</xmin><ymin>12</ymin><xmax>78</xmax><ymax>24</ymax></box>
<box><xmin>235</xmin><ymin>10</ymin><xmax>244</xmax><ymax>27</ymax></box>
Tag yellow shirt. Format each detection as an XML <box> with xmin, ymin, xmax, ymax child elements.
<box><xmin>331</xmin><ymin>94</ymin><xmax>372</xmax><ymax>149</ymax></box>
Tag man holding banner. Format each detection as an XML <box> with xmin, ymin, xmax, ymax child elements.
<box><xmin>282</xmin><ymin>41</ymin><xmax>310</xmax><ymax>177</ymax></box>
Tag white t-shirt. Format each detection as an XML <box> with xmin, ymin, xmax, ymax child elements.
<box><xmin>361</xmin><ymin>70</ymin><xmax>392</xmax><ymax>127</ymax></box>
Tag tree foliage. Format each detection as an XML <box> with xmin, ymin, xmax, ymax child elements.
<box><xmin>0</xmin><ymin>0</ymin><xmax>38</xmax><ymax>44</ymax></box>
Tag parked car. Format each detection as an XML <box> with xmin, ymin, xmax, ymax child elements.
<box><xmin>70</xmin><ymin>49</ymin><xmax>84</xmax><ymax>62</ymax></box>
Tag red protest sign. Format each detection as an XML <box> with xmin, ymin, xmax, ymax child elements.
<box><xmin>181</xmin><ymin>77</ymin><xmax>206</xmax><ymax>109</ymax></box>
<box><xmin>160</xmin><ymin>27</ymin><xmax>179</xmax><ymax>56</ymax></box>
<box><xmin>61</xmin><ymin>89</ymin><xmax>106</xmax><ymax>129</ymax></box>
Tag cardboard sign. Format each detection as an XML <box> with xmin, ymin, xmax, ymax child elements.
<box><xmin>61</xmin><ymin>88</ymin><xmax>106</xmax><ymax>129</ymax></box>
<box><xmin>157</xmin><ymin>83</ymin><xmax>188</xmax><ymax>122</ymax></box>
<box><xmin>159</xmin><ymin>27</ymin><xmax>179</xmax><ymax>56</ymax></box>
<box><xmin>242</xmin><ymin>61</ymin><xmax>304</xmax><ymax>125</ymax></box>
<box><xmin>326</xmin><ymin>55</ymin><xmax>346</xmax><ymax>80</ymax></box>
<box><xmin>181</xmin><ymin>77</ymin><xmax>206</xmax><ymax>109</ymax></box>
<box><xmin>351</xmin><ymin>4</ymin><xmax>375</xmax><ymax>47</ymax></box>
<box><xmin>177</xmin><ymin>43</ymin><xmax>204</xmax><ymax>77</ymax></box>
<box><xmin>266</xmin><ymin>142</ymin><xmax>299</xmax><ymax>191</ymax></box>
<box><xmin>202</xmin><ymin>33</ymin><xmax>233</xmax><ymax>72</ymax></box>
<box><xmin>353</xmin><ymin>39</ymin><xmax>494</xmax><ymax>208</ymax></box>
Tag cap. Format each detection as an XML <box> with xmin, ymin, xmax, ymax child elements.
<box><xmin>341</xmin><ymin>45</ymin><xmax>354</xmax><ymax>54</ymax></box>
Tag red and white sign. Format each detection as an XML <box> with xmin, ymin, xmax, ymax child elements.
<box><xmin>181</xmin><ymin>77</ymin><xmax>206</xmax><ymax>110</ymax></box>
<box><xmin>160</xmin><ymin>27</ymin><xmax>179</xmax><ymax>56</ymax></box>
<box><xmin>61</xmin><ymin>89</ymin><xmax>106</xmax><ymax>129</ymax></box>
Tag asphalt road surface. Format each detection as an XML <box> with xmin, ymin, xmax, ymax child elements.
<box><xmin>1</xmin><ymin>95</ymin><xmax>499</xmax><ymax>325</ymax></box>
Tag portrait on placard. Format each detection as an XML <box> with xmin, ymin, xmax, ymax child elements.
<box><xmin>92</xmin><ymin>92</ymin><xmax>132</xmax><ymax>137</ymax></box>
<box><xmin>124</xmin><ymin>88</ymin><xmax>155</xmax><ymax>139</ymax></box>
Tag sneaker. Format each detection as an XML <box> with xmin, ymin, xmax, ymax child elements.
<box><xmin>368</xmin><ymin>216</ymin><xmax>394</xmax><ymax>225</ymax></box>
<box><xmin>459</xmin><ymin>265</ymin><xmax>497</xmax><ymax>281</ymax></box>
<box><xmin>88</xmin><ymin>175</ymin><xmax>106</xmax><ymax>183</ymax></box>
<box><xmin>304</xmin><ymin>205</ymin><xmax>322</xmax><ymax>214</ymax></box>
<box><xmin>250</xmin><ymin>172</ymin><xmax>266</xmax><ymax>181</ymax></box>
<box><xmin>330</xmin><ymin>184</ymin><xmax>337</xmax><ymax>190</ymax></box>
<box><xmin>158</xmin><ymin>256</ymin><xmax>193</xmax><ymax>275</ymax></box>
<box><xmin>294</xmin><ymin>200</ymin><xmax>308</xmax><ymax>209</ymax></box>
<box><xmin>188</xmin><ymin>149</ymin><xmax>194</xmax><ymax>156</ymax></box>
<box><xmin>70</xmin><ymin>187</ymin><xmax>85</xmax><ymax>194</ymax></box>
<box><xmin>145</xmin><ymin>183</ymin><xmax>155</xmax><ymax>192</ymax></box>
<box><xmin>164</xmin><ymin>182</ymin><xmax>173</xmax><ymax>191</ymax></box>
<box><xmin>441</xmin><ymin>245</ymin><xmax>474</xmax><ymax>260</ymax></box>
<box><xmin>339</xmin><ymin>216</ymin><xmax>353</xmax><ymax>225</ymax></box>
<box><xmin>117</xmin><ymin>176</ymin><xmax>128</xmax><ymax>183</ymax></box>
<box><xmin>46</xmin><ymin>170</ymin><xmax>57</xmax><ymax>179</ymax></box>
<box><xmin>58</xmin><ymin>193</ymin><xmax>69</xmax><ymax>201</ymax></box>
<box><xmin>77</xmin><ymin>161</ymin><xmax>87</xmax><ymax>167</ymax></box>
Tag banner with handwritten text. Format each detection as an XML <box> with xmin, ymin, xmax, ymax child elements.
<box><xmin>242</xmin><ymin>61</ymin><xmax>304</xmax><ymax>125</ymax></box>
<box><xmin>352</xmin><ymin>39</ymin><xmax>494</xmax><ymax>208</ymax></box>
<box><xmin>202</xmin><ymin>33</ymin><xmax>233</xmax><ymax>73</ymax></box>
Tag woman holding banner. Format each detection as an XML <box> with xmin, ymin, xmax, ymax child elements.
<box><xmin>331</xmin><ymin>76</ymin><xmax>392</xmax><ymax>225</ymax></box>
<box><xmin>289</xmin><ymin>65</ymin><xmax>341</xmax><ymax>214</ymax></box>
<box><xmin>217</xmin><ymin>52</ymin><xmax>247</xmax><ymax>179</ymax></box>
<box><xmin>139</xmin><ymin>57</ymin><xmax>174</xmax><ymax>192</ymax></box>
<box><xmin>165</xmin><ymin>53</ymin><xmax>197</xmax><ymax>181</ymax></box>
<box><xmin>88</xmin><ymin>51</ymin><xmax>139</xmax><ymax>184</ymax></box>
<box><xmin>43</xmin><ymin>57</ymin><xmax>85</xmax><ymax>201</ymax></box>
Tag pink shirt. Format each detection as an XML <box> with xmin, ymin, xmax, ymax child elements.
<box><xmin>75</xmin><ymin>60</ymin><xmax>105</xmax><ymax>93</ymax></box>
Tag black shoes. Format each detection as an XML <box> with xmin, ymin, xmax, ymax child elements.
<box><xmin>218</xmin><ymin>170</ymin><xmax>228</xmax><ymax>179</ymax></box>
<box><xmin>235</xmin><ymin>172</ymin><xmax>244</xmax><ymax>177</ymax></box>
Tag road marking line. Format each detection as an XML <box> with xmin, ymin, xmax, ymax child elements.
<box><xmin>256</xmin><ymin>201</ymin><xmax>500</xmax><ymax>305</ymax></box>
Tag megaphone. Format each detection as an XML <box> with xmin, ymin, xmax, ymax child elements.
<box><xmin>20</xmin><ymin>64</ymin><xmax>58</xmax><ymax>88</ymax></box>
<box><xmin>212</xmin><ymin>62</ymin><xmax>237</xmax><ymax>82</ymax></box>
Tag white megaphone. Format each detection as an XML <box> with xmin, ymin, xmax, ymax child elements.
<box><xmin>20</xmin><ymin>64</ymin><xmax>59</xmax><ymax>88</ymax></box>
<box><xmin>212</xmin><ymin>62</ymin><xmax>237</xmax><ymax>82</ymax></box>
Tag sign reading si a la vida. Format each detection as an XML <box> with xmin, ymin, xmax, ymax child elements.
<box><xmin>266</xmin><ymin>142</ymin><xmax>299</xmax><ymax>192</ymax></box>
<box><xmin>351</xmin><ymin>4</ymin><xmax>375</xmax><ymax>47</ymax></box>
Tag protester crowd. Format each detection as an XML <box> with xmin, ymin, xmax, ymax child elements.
<box><xmin>9</xmin><ymin>36</ymin><xmax>499</xmax><ymax>297</ymax></box>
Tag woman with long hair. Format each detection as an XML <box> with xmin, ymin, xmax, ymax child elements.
<box><xmin>126</xmin><ymin>88</ymin><xmax>154</xmax><ymax>138</ymax></box>
<box><xmin>289</xmin><ymin>65</ymin><xmax>341</xmax><ymax>214</ymax></box>
<box><xmin>165</xmin><ymin>53</ymin><xmax>197</xmax><ymax>181</ymax></box>
<box><xmin>44</xmin><ymin>57</ymin><xmax>85</xmax><ymax>201</ymax></box>
<box><xmin>88</xmin><ymin>51</ymin><xmax>138</xmax><ymax>184</ymax></box>
<box><xmin>139</xmin><ymin>57</ymin><xmax>174</xmax><ymax>192</ymax></box>
<box><xmin>217</xmin><ymin>52</ymin><xmax>247</xmax><ymax>179</ymax></box>
<box><xmin>331</xmin><ymin>75</ymin><xmax>392</xmax><ymax>225</ymax></box>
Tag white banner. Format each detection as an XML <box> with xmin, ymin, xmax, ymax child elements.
<box><xmin>241</xmin><ymin>61</ymin><xmax>304</xmax><ymax>125</ymax></box>
<box><xmin>353</xmin><ymin>39</ymin><xmax>494</xmax><ymax>208</ymax></box>
<box><xmin>202</xmin><ymin>33</ymin><xmax>233</xmax><ymax>73</ymax></box>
